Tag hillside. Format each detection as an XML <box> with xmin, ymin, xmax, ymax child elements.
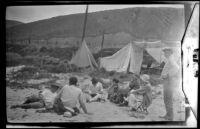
<box><xmin>6</xmin><ymin>7</ymin><xmax>185</xmax><ymax>52</ymax></box>
<box><xmin>6</xmin><ymin>20</ymin><xmax>24</xmax><ymax>28</ymax></box>
<box><xmin>6</xmin><ymin>7</ymin><xmax>185</xmax><ymax>45</ymax></box>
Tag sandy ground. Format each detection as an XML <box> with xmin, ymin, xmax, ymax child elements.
<box><xmin>6</xmin><ymin>73</ymin><xmax>185</xmax><ymax>123</ymax></box>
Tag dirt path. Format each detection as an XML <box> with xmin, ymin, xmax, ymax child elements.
<box><xmin>6</xmin><ymin>85</ymin><xmax>185</xmax><ymax>122</ymax></box>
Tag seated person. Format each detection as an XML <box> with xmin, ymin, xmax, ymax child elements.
<box><xmin>10</xmin><ymin>83</ymin><xmax>62</xmax><ymax>110</ymax></box>
<box><xmin>107</xmin><ymin>78</ymin><xmax>119</xmax><ymax>102</ymax></box>
<box><xmin>116</xmin><ymin>75</ymin><xmax>141</xmax><ymax>106</ymax></box>
<box><xmin>53</xmin><ymin>77</ymin><xmax>91</xmax><ymax>117</ymax></box>
<box><xmin>85</xmin><ymin>77</ymin><xmax>105</xmax><ymax>103</ymax></box>
<box><xmin>124</xmin><ymin>74</ymin><xmax>152</xmax><ymax>113</ymax></box>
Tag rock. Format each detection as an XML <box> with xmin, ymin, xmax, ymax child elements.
<box><xmin>22</xmin><ymin>114</ymin><xmax>28</xmax><ymax>118</ymax></box>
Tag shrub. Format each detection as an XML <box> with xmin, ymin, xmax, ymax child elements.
<box><xmin>6</xmin><ymin>43</ymin><xmax>27</xmax><ymax>55</ymax></box>
<box><xmin>22</xmin><ymin>55</ymin><xmax>42</xmax><ymax>66</ymax></box>
<box><xmin>42</xmin><ymin>56</ymin><xmax>60</xmax><ymax>65</ymax></box>
<box><xmin>13</xmin><ymin>66</ymin><xmax>40</xmax><ymax>80</ymax></box>
<box><xmin>39</xmin><ymin>46</ymin><xmax>48</xmax><ymax>53</ymax></box>
<box><xmin>67</xmin><ymin>64</ymin><xmax>79</xmax><ymax>72</ymax></box>
<box><xmin>22</xmin><ymin>55</ymin><xmax>61</xmax><ymax>67</ymax></box>
<box><xmin>44</xmin><ymin>62</ymin><xmax>68</xmax><ymax>73</ymax></box>
<box><xmin>34</xmin><ymin>71</ymin><xmax>52</xmax><ymax>79</ymax></box>
<box><xmin>108</xmin><ymin>71</ymin><xmax>115</xmax><ymax>76</ymax></box>
<box><xmin>99</xmin><ymin>67</ymin><xmax>106</xmax><ymax>73</ymax></box>
<box><xmin>6</xmin><ymin>52</ymin><xmax>23</xmax><ymax>66</ymax></box>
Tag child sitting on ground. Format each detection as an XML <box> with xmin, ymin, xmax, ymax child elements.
<box><xmin>11</xmin><ymin>83</ymin><xmax>62</xmax><ymax>111</ymax></box>
<box><xmin>124</xmin><ymin>74</ymin><xmax>152</xmax><ymax>114</ymax></box>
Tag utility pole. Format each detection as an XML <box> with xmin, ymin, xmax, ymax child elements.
<box><xmin>81</xmin><ymin>5</ymin><xmax>89</xmax><ymax>43</ymax></box>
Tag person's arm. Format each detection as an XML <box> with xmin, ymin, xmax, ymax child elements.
<box><xmin>98</xmin><ymin>83</ymin><xmax>104</xmax><ymax>94</ymax></box>
<box><xmin>130</xmin><ymin>86</ymin><xmax>146</xmax><ymax>94</ymax></box>
<box><xmin>78</xmin><ymin>92</ymin><xmax>92</xmax><ymax>114</ymax></box>
<box><xmin>168</xmin><ymin>59</ymin><xmax>180</xmax><ymax>77</ymax></box>
<box><xmin>54</xmin><ymin>87</ymin><xmax>63</xmax><ymax>101</ymax></box>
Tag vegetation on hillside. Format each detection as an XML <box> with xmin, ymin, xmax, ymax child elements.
<box><xmin>6</xmin><ymin>7</ymin><xmax>184</xmax><ymax>43</ymax></box>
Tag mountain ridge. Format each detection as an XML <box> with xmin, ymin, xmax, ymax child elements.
<box><xmin>6</xmin><ymin>20</ymin><xmax>24</xmax><ymax>28</ymax></box>
<box><xmin>6</xmin><ymin>7</ymin><xmax>185</xmax><ymax>49</ymax></box>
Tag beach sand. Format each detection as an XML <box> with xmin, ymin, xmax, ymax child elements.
<box><xmin>6</xmin><ymin>73</ymin><xmax>185</xmax><ymax>123</ymax></box>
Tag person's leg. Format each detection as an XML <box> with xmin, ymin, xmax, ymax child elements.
<box><xmin>128</xmin><ymin>94</ymin><xmax>138</xmax><ymax>110</ymax></box>
<box><xmin>12</xmin><ymin>101</ymin><xmax>44</xmax><ymax>109</ymax></box>
<box><xmin>90</xmin><ymin>93</ymin><xmax>97</xmax><ymax>98</ymax></box>
<box><xmin>163</xmin><ymin>85</ymin><xmax>174</xmax><ymax>120</ymax></box>
<box><xmin>23</xmin><ymin>95</ymin><xmax>42</xmax><ymax>104</ymax></box>
<box><xmin>84</xmin><ymin>93</ymin><xmax>92</xmax><ymax>103</ymax></box>
<box><xmin>107</xmin><ymin>94</ymin><xmax>111</xmax><ymax>100</ymax></box>
<box><xmin>90</xmin><ymin>93</ymin><xmax>101</xmax><ymax>102</ymax></box>
<box><xmin>53</xmin><ymin>98</ymin><xmax>67</xmax><ymax>115</ymax></box>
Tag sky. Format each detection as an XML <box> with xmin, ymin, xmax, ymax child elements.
<box><xmin>6</xmin><ymin>4</ymin><xmax>184</xmax><ymax>23</ymax></box>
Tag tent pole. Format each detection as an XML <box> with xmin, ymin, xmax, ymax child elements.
<box><xmin>100</xmin><ymin>30</ymin><xmax>105</xmax><ymax>58</ymax></box>
<box><xmin>81</xmin><ymin>5</ymin><xmax>89</xmax><ymax>44</ymax></box>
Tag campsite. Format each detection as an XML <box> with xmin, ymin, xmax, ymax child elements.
<box><xmin>6</xmin><ymin>40</ymin><xmax>185</xmax><ymax>122</ymax></box>
<box><xmin>6</xmin><ymin>4</ymin><xmax>193</xmax><ymax>123</ymax></box>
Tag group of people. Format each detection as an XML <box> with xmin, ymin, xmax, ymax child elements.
<box><xmin>10</xmin><ymin>76</ymin><xmax>109</xmax><ymax>118</ymax></box>
<box><xmin>11</xmin><ymin>77</ymin><xmax>92</xmax><ymax>117</ymax></box>
<box><xmin>107</xmin><ymin>74</ymin><xmax>152</xmax><ymax>114</ymax></box>
<box><xmin>10</xmin><ymin>47</ymin><xmax>180</xmax><ymax>120</ymax></box>
<box><xmin>106</xmin><ymin>47</ymin><xmax>181</xmax><ymax>120</ymax></box>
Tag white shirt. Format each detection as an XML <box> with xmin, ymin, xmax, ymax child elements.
<box><xmin>40</xmin><ymin>89</ymin><xmax>57</xmax><ymax>109</ymax></box>
<box><xmin>161</xmin><ymin>55</ymin><xmax>180</xmax><ymax>77</ymax></box>
<box><xmin>89</xmin><ymin>82</ymin><xmax>103</xmax><ymax>94</ymax></box>
<box><xmin>58</xmin><ymin>85</ymin><xmax>82</xmax><ymax>109</ymax></box>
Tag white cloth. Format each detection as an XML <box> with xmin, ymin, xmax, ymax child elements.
<box><xmin>40</xmin><ymin>89</ymin><xmax>57</xmax><ymax>109</ymax></box>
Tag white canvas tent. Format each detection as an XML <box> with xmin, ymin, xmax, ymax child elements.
<box><xmin>100</xmin><ymin>40</ymin><xmax>181</xmax><ymax>74</ymax></box>
<box><xmin>100</xmin><ymin>42</ymin><xmax>143</xmax><ymax>74</ymax></box>
<box><xmin>69</xmin><ymin>40</ymin><xmax>98</xmax><ymax>69</ymax></box>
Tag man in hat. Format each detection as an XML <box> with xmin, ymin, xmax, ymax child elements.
<box><xmin>159</xmin><ymin>47</ymin><xmax>180</xmax><ymax>120</ymax></box>
<box><xmin>10</xmin><ymin>83</ymin><xmax>62</xmax><ymax>110</ymax></box>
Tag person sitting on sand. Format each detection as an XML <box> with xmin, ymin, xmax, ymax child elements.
<box><xmin>107</xmin><ymin>78</ymin><xmax>119</xmax><ymax>102</ymax></box>
<box><xmin>53</xmin><ymin>77</ymin><xmax>91</xmax><ymax>117</ymax></box>
<box><xmin>10</xmin><ymin>83</ymin><xmax>62</xmax><ymax>110</ymax></box>
<box><xmin>116</xmin><ymin>75</ymin><xmax>141</xmax><ymax>106</ymax></box>
<box><xmin>124</xmin><ymin>74</ymin><xmax>152</xmax><ymax>113</ymax></box>
<box><xmin>84</xmin><ymin>77</ymin><xmax>105</xmax><ymax>103</ymax></box>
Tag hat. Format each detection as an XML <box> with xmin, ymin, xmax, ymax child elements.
<box><xmin>140</xmin><ymin>74</ymin><xmax>150</xmax><ymax>83</ymax></box>
<box><xmin>50</xmin><ymin>83</ymin><xmax>63</xmax><ymax>88</ymax></box>
<box><xmin>162</xmin><ymin>47</ymin><xmax>173</xmax><ymax>53</ymax></box>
